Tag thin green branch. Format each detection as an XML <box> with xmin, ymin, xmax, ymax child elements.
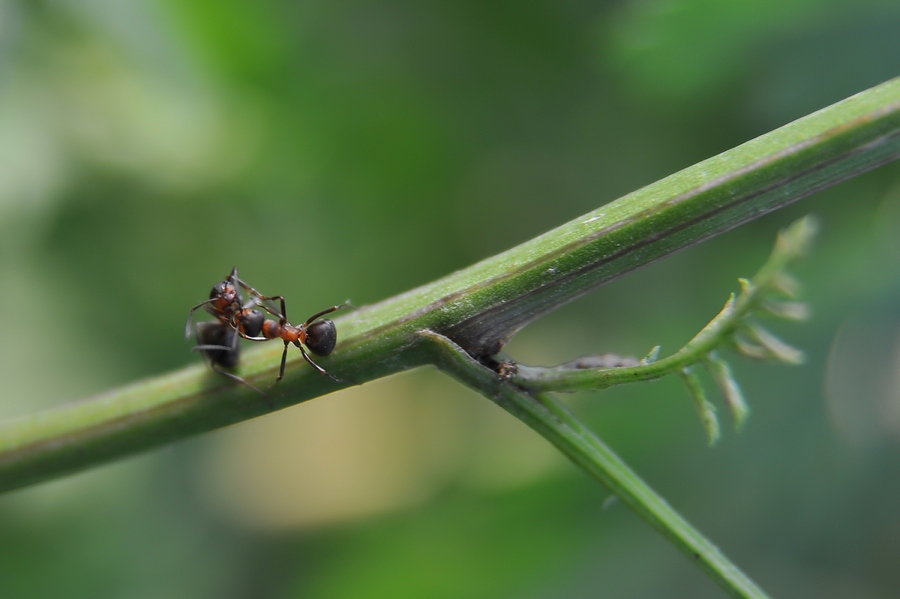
<box><xmin>420</xmin><ymin>331</ymin><xmax>769</xmax><ymax>599</ymax></box>
<box><xmin>1</xmin><ymin>78</ymin><xmax>898</xmax><ymax>493</ymax></box>
<box><xmin>508</xmin><ymin>216</ymin><xmax>815</xmax><ymax>394</ymax></box>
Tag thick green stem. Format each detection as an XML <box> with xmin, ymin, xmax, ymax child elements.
<box><xmin>421</xmin><ymin>331</ymin><xmax>769</xmax><ymax>599</ymax></box>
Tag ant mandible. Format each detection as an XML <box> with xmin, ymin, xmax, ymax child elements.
<box><xmin>188</xmin><ymin>267</ymin><xmax>342</xmax><ymax>385</ymax></box>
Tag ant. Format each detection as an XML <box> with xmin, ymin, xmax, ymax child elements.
<box><xmin>187</xmin><ymin>268</ymin><xmax>342</xmax><ymax>387</ymax></box>
<box><xmin>242</xmin><ymin>300</ymin><xmax>341</xmax><ymax>382</ymax></box>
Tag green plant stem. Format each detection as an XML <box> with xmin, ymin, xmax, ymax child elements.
<box><xmin>421</xmin><ymin>331</ymin><xmax>769</xmax><ymax>599</ymax></box>
<box><xmin>1</xmin><ymin>78</ymin><xmax>899</xmax><ymax>494</ymax></box>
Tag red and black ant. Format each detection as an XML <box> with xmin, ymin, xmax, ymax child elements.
<box><xmin>187</xmin><ymin>267</ymin><xmax>342</xmax><ymax>387</ymax></box>
<box><xmin>243</xmin><ymin>301</ymin><xmax>341</xmax><ymax>382</ymax></box>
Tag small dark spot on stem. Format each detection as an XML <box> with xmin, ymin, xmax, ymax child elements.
<box><xmin>479</xmin><ymin>354</ymin><xmax>518</xmax><ymax>380</ymax></box>
<box><xmin>496</xmin><ymin>361</ymin><xmax>519</xmax><ymax>380</ymax></box>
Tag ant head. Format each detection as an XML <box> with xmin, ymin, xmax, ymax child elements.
<box><xmin>241</xmin><ymin>309</ymin><xmax>265</xmax><ymax>338</ymax></box>
<box><xmin>210</xmin><ymin>281</ymin><xmax>240</xmax><ymax>306</ymax></box>
<box><xmin>305</xmin><ymin>319</ymin><xmax>337</xmax><ymax>356</ymax></box>
<box><xmin>210</xmin><ymin>281</ymin><xmax>230</xmax><ymax>299</ymax></box>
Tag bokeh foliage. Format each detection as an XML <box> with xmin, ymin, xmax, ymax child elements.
<box><xmin>1</xmin><ymin>0</ymin><xmax>899</xmax><ymax>597</ymax></box>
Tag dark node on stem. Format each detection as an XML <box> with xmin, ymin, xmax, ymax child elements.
<box><xmin>496</xmin><ymin>360</ymin><xmax>519</xmax><ymax>380</ymax></box>
<box><xmin>474</xmin><ymin>353</ymin><xmax>519</xmax><ymax>380</ymax></box>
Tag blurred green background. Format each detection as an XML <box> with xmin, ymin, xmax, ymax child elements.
<box><xmin>1</xmin><ymin>0</ymin><xmax>900</xmax><ymax>597</ymax></box>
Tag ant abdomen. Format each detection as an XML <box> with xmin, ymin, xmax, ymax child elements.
<box><xmin>305</xmin><ymin>319</ymin><xmax>337</xmax><ymax>356</ymax></box>
<box><xmin>196</xmin><ymin>322</ymin><xmax>240</xmax><ymax>369</ymax></box>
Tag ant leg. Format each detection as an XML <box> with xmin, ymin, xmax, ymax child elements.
<box><xmin>254</xmin><ymin>294</ymin><xmax>288</xmax><ymax>323</ymax></box>
<box><xmin>192</xmin><ymin>321</ymin><xmax>243</xmax><ymax>353</ymax></box>
<box><xmin>277</xmin><ymin>341</ymin><xmax>289</xmax><ymax>382</ymax></box>
<box><xmin>192</xmin><ymin>344</ymin><xmax>236</xmax><ymax>352</ymax></box>
<box><xmin>248</xmin><ymin>294</ymin><xmax>288</xmax><ymax>323</ymax></box>
<box><xmin>229</xmin><ymin>271</ymin><xmax>263</xmax><ymax>298</ymax></box>
<box><xmin>230</xmin><ymin>274</ymin><xmax>287</xmax><ymax>320</ymax></box>
<box><xmin>243</xmin><ymin>291</ymin><xmax>286</xmax><ymax>321</ymax></box>
<box><xmin>229</xmin><ymin>320</ymin><xmax>241</xmax><ymax>351</ymax></box>
<box><xmin>297</xmin><ymin>344</ymin><xmax>341</xmax><ymax>382</ymax></box>
<box><xmin>238</xmin><ymin>296</ymin><xmax>284</xmax><ymax>328</ymax></box>
<box><xmin>304</xmin><ymin>305</ymin><xmax>343</xmax><ymax>326</ymax></box>
<box><xmin>237</xmin><ymin>334</ymin><xmax>268</xmax><ymax>342</ymax></box>
<box><xmin>185</xmin><ymin>298</ymin><xmax>217</xmax><ymax>339</ymax></box>
<box><xmin>211</xmin><ymin>365</ymin><xmax>266</xmax><ymax>396</ymax></box>
<box><xmin>278</xmin><ymin>296</ymin><xmax>287</xmax><ymax>324</ymax></box>
<box><xmin>241</xmin><ymin>295</ymin><xmax>289</xmax><ymax>318</ymax></box>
